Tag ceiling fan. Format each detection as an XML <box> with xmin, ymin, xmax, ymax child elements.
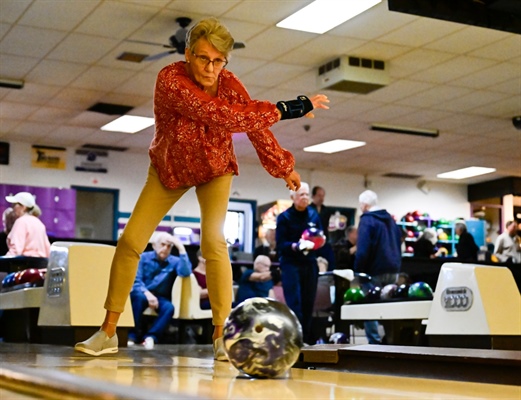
<box><xmin>127</xmin><ymin>17</ymin><xmax>246</xmax><ymax>62</ymax></box>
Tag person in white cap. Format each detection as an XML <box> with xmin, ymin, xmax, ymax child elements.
<box><xmin>4</xmin><ymin>192</ymin><xmax>50</xmax><ymax>258</ymax></box>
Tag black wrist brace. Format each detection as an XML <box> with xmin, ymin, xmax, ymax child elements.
<box><xmin>276</xmin><ymin>95</ymin><xmax>313</xmax><ymax>120</ymax></box>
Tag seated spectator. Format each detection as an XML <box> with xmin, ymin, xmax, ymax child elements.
<box><xmin>396</xmin><ymin>272</ymin><xmax>412</xmax><ymax>286</ymax></box>
<box><xmin>4</xmin><ymin>192</ymin><xmax>50</xmax><ymax>257</ymax></box>
<box><xmin>235</xmin><ymin>255</ymin><xmax>274</xmax><ymax>304</ymax></box>
<box><xmin>129</xmin><ymin>232</ymin><xmax>191</xmax><ymax>349</ymax></box>
<box><xmin>334</xmin><ymin>225</ymin><xmax>357</xmax><ymax>270</ymax></box>
<box><xmin>193</xmin><ymin>249</ymin><xmax>211</xmax><ymax>309</ymax></box>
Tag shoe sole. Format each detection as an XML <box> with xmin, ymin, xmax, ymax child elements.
<box><xmin>74</xmin><ymin>346</ymin><xmax>118</xmax><ymax>356</ymax></box>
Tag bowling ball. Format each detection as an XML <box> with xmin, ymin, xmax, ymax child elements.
<box><xmin>380</xmin><ymin>284</ymin><xmax>398</xmax><ymax>300</ymax></box>
<box><xmin>406</xmin><ymin>246</ymin><xmax>414</xmax><ymax>253</ymax></box>
<box><xmin>366</xmin><ymin>286</ymin><xmax>382</xmax><ymax>301</ymax></box>
<box><xmin>408</xmin><ymin>282</ymin><xmax>433</xmax><ymax>300</ymax></box>
<box><xmin>343</xmin><ymin>288</ymin><xmax>365</xmax><ymax>303</ymax></box>
<box><xmin>329</xmin><ymin>332</ymin><xmax>349</xmax><ymax>344</ymax></box>
<box><xmin>393</xmin><ymin>284</ymin><xmax>410</xmax><ymax>299</ymax></box>
<box><xmin>406</xmin><ymin>230</ymin><xmax>415</xmax><ymax>238</ymax></box>
<box><xmin>438</xmin><ymin>232</ymin><xmax>448</xmax><ymax>241</ymax></box>
<box><xmin>354</xmin><ymin>272</ymin><xmax>372</xmax><ymax>284</ymax></box>
<box><xmin>18</xmin><ymin>268</ymin><xmax>45</xmax><ymax>286</ymax></box>
<box><xmin>2</xmin><ymin>272</ymin><xmax>16</xmax><ymax>288</ymax></box>
<box><xmin>301</xmin><ymin>226</ymin><xmax>326</xmax><ymax>250</ymax></box>
<box><xmin>223</xmin><ymin>297</ymin><xmax>303</xmax><ymax>379</ymax></box>
<box><xmin>13</xmin><ymin>271</ymin><xmax>23</xmax><ymax>285</ymax></box>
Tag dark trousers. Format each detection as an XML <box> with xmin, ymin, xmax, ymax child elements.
<box><xmin>280</xmin><ymin>261</ymin><xmax>318</xmax><ymax>344</ymax></box>
<box><xmin>129</xmin><ymin>291</ymin><xmax>174</xmax><ymax>343</ymax></box>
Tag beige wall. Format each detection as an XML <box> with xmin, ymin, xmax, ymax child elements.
<box><xmin>1</xmin><ymin>140</ymin><xmax>469</xmax><ymax>222</ymax></box>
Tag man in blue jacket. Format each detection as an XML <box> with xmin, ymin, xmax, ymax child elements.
<box><xmin>276</xmin><ymin>182</ymin><xmax>323</xmax><ymax>344</ymax></box>
<box><xmin>355</xmin><ymin>190</ymin><xmax>402</xmax><ymax>344</ymax></box>
<box><xmin>129</xmin><ymin>232</ymin><xmax>191</xmax><ymax>349</ymax></box>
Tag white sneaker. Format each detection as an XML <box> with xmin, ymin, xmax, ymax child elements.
<box><xmin>127</xmin><ymin>340</ymin><xmax>135</xmax><ymax>347</ymax></box>
<box><xmin>143</xmin><ymin>337</ymin><xmax>154</xmax><ymax>350</ymax></box>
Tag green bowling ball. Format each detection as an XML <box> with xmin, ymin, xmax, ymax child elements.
<box><xmin>408</xmin><ymin>282</ymin><xmax>433</xmax><ymax>300</ymax></box>
<box><xmin>344</xmin><ymin>288</ymin><xmax>365</xmax><ymax>303</ymax></box>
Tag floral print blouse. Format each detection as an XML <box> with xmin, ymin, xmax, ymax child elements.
<box><xmin>149</xmin><ymin>61</ymin><xmax>295</xmax><ymax>189</ymax></box>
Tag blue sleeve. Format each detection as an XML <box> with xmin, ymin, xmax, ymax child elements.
<box><xmin>240</xmin><ymin>269</ymin><xmax>254</xmax><ymax>283</ymax></box>
<box><xmin>354</xmin><ymin>220</ymin><xmax>371</xmax><ymax>273</ymax></box>
<box><xmin>276</xmin><ymin>212</ymin><xmax>295</xmax><ymax>257</ymax></box>
<box><xmin>176</xmin><ymin>253</ymin><xmax>192</xmax><ymax>277</ymax></box>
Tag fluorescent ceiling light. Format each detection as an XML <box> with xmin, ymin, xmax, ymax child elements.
<box><xmin>304</xmin><ymin>139</ymin><xmax>366</xmax><ymax>154</ymax></box>
<box><xmin>437</xmin><ymin>166</ymin><xmax>496</xmax><ymax>180</ymax></box>
<box><xmin>277</xmin><ymin>0</ymin><xmax>382</xmax><ymax>34</ymax></box>
<box><xmin>101</xmin><ymin>115</ymin><xmax>154</xmax><ymax>134</ymax></box>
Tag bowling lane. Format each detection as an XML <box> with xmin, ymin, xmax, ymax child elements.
<box><xmin>1</xmin><ymin>343</ymin><xmax>520</xmax><ymax>400</ymax></box>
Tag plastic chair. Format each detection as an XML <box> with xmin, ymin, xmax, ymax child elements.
<box><xmin>174</xmin><ymin>274</ymin><xmax>212</xmax><ymax>344</ymax></box>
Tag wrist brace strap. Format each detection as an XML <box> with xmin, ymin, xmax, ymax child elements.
<box><xmin>276</xmin><ymin>95</ymin><xmax>313</xmax><ymax>120</ymax></box>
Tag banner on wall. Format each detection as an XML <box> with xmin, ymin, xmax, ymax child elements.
<box><xmin>75</xmin><ymin>149</ymin><xmax>108</xmax><ymax>173</ymax></box>
<box><xmin>31</xmin><ymin>145</ymin><xmax>66</xmax><ymax>170</ymax></box>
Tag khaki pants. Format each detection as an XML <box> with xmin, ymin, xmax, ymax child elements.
<box><xmin>104</xmin><ymin>165</ymin><xmax>233</xmax><ymax>325</ymax></box>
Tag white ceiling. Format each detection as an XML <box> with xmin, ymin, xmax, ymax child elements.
<box><xmin>0</xmin><ymin>0</ymin><xmax>520</xmax><ymax>185</ymax></box>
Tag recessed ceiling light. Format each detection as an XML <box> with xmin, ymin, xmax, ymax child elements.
<box><xmin>101</xmin><ymin>115</ymin><xmax>154</xmax><ymax>134</ymax></box>
<box><xmin>304</xmin><ymin>139</ymin><xmax>366</xmax><ymax>154</ymax></box>
<box><xmin>277</xmin><ymin>0</ymin><xmax>382</xmax><ymax>34</ymax></box>
<box><xmin>437</xmin><ymin>166</ymin><xmax>496</xmax><ymax>180</ymax></box>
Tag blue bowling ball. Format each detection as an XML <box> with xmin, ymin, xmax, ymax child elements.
<box><xmin>2</xmin><ymin>272</ymin><xmax>16</xmax><ymax>288</ymax></box>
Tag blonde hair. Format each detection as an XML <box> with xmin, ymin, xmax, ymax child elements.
<box><xmin>186</xmin><ymin>17</ymin><xmax>234</xmax><ymax>58</ymax></box>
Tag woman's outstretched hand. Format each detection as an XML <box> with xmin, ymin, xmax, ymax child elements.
<box><xmin>305</xmin><ymin>94</ymin><xmax>330</xmax><ymax>119</ymax></box>
<box><xmin>284</xmin><ymin>170</ymin><xmax>301</xmax><ymax>191</ymax></box>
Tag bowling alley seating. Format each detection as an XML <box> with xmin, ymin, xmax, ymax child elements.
<box><xmin>173</xmin><ymin>274</ymin><xmax>213</xmax><ymax>344</ymax></box>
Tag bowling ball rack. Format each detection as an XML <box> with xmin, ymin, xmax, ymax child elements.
<box><xmin>1</xmin><ymin>281</ymin><xmax>45</xmax><ymax>293</ymax></box>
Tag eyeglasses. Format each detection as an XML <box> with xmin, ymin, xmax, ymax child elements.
<box><xmin>192</xmin><ymin>53</ymin><xmax>228</xmax><ymax>69</ymax></box>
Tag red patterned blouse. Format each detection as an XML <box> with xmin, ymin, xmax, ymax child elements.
<box><xmin>149</xmin><ymin>61</ymin><xmax>296</xmax><ymax>189</ymax></box>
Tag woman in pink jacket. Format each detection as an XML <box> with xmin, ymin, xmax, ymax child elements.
<box><xmin>5</xmin><ymin>192</ymin><xmax>50</xmax><ymax>258</ymax></box>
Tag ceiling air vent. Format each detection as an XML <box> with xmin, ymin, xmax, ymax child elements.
<box><xmin>317</xmin><ymin>56</ymin><xmax>389</xmax><ymax>94</ymax></box>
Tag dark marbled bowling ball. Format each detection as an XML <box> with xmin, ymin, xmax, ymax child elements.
<box><xmin>223</xmin><ymin>297</ymin><xmax>303</xmax><ymax>379</ymax></box>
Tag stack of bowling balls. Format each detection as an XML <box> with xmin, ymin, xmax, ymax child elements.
<box><xmin>1</xmin><ymin>268</ymin><xmax>46</xmax><ymax>292</ymax></box>
<box><xmin>343</xmin><ymin>272</ymin><xmax>374</xmax><ymax>304</ymax></box>
<box><xmin>379</xmin><ymin>281</ymin><xmax>433</xmax><ymax>301</ymax></box>
<box><xmin>223</xmin><ymin>297</ymin><xmax>303</xmax><ymax>379</ymax></box>
<box><xmin>343</xmin><ymin>279</ymin><xmax>434</xmax><ymax>304</ymax></box>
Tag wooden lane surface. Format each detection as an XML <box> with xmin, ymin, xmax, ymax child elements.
<box><xmin>300</xmin><ymin>344</ymin><xmax>521</xmax><ymax>386</ymax></box>
<box><xmin>0</xmin><ymin>343</ymin><xmax>520</xmax><ymax>399</ymax></box>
